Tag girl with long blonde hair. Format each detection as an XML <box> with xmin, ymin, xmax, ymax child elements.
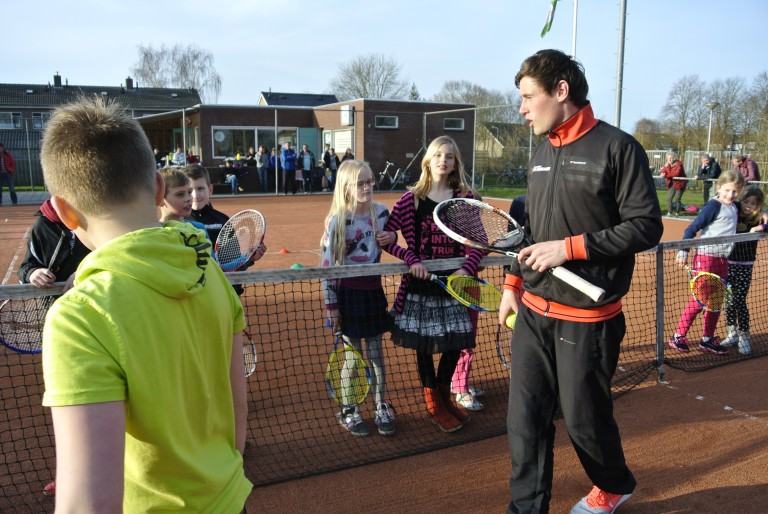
<box><xmin>319</xmin><ymin>159</ymin><xmax>396</xmax><ymax>437</ymax></box>
<box><xmin>381</xmin><ymin>136</ymin><xmax>485</xmax><ymax>432</ymax></box>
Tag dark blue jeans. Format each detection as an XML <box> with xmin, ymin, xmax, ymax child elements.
<box><xmin>258</xmin><ymin>167</ymin><xmax>268</xmax><ymax>192</ymax></box>
<box><xmin>0</xmin><ymin>172</ymin><xmax>17</xmax><ymax>205</ymax></box>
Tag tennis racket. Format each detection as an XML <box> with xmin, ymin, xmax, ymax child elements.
<box><xmin>685</xmin><ymin>266</ymin><xmax>731</xmax><ymax>312</ymax></box>
<box><xmin>215</xmin><ymin>209</ymin><xmax>266</xmax><ymax>272</ymax></box>
<box><xmin>426</xmin><ymin>273</ymin><xmax>502</xmax><ymax>312</ymax></box>
<box><xmin>325</xmin><ymin>331</ymin><xmax>371</xmax><ymax>407</ymax></box>
<box><xmin>0</xmin><ymin>297</ymin><xmax>46</xmax><ymax>354</ymax></box>
<box><xmin>242</xmin><ymin>328</ymin><xmax>257</xmax><ymax>377</ymax></box>
<box><xmin>433</xmin><ymin>198</ymin><xmax>606</xmax><ymax>302</ymax></box>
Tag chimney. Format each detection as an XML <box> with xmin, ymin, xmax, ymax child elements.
<box><xmin>53</xmin><ymin>72</ymin><xmax>62</xmax><ymax>88</ymax></box>
<box><xmin>125</xmin><ymin>76</ymin><xmax>134</xmax><ymax>90</ymax></box>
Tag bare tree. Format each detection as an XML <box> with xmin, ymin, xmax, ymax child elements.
<box><xmin>131</xmin><ymin>44</ymin><xmax>222</xmax><ymax>103</ymax></box>
<box><xmin>661</xmin><ymin>74</ymin><xmax>706</xmax><ymax>151</ymax></box>
<box><xmin>633</xmin><ymin>118</ymin><xmax>674</xmax><ymax>150</ymax></box>
<box><xmin>330</xmin><ymin>54</ymin><xmax>410</xmax><ymax>100</ymax></box>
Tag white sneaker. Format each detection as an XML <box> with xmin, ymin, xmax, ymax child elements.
<box><xmin>738</xmin><ymin>330</ymin><xmax>752</xmax><ymax>355</ymax></box>
<box><xmin>455</xmin><ymin>392</ymin><xmax>484</xmax><ymax>411</ymax></box>
<box><xmin>451</xmin><ymin>385</ymin><xmax>485</xmax><ymax>397</ymax></box>
<box><xmin>374</xmin><ymin>402</ymin><xmax>396</xmax><ymax>436</ymax></box>
<box><xmin>721</xmin><ymin>326</ymin><xmax>739</xmax><ymax>347</ymax></box>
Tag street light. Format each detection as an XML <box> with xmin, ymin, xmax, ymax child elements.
<box><xmin>705</xmin><ymin>102</ymin><xmax>719</xmax><ymax>154</ymax></box>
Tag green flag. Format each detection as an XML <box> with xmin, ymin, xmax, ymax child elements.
<box><xmin>541</xmin><ymin>0</ymin><xmax>559</xmax><ymax>37</ymax></box>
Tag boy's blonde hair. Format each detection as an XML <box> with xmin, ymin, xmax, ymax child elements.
<box><xmin>321</xmin><ymin>159</ymin><xmax>379</xmax><ymax>266</ymax></box>
<box><xmin>41</xmin><ymin>96</ymin><xmax>156</xmax><ymax>215</ymax></box>
<box><xmin>182</xmin><ymin>164</ymin><xmax>211</xmax><ymax>185</ymax></box>
<box><xmin>160</xmin><ymin>167</ymin><xmax>191</xmax><ymax>196</ymax></box>
<box><xmin>411</xmin><ymin>135</ymin><xmax>471</xmax><ymax>199</ymax></box>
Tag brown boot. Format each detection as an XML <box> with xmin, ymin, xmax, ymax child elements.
<box><xmin>438</xmin><ymin>384</ymin><xmax>471</xmax><ymax>424</ymax></box>
<box><xmin>423</xmin><ymin>387</ymin><xmax>463</xmax><ymax>433</ymax></box>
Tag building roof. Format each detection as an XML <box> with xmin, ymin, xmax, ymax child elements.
<box><xmin>258</xmin><ymin>91</ymin><xmax>338</xmax><ymax>107</ymax></box>
<box><xmin>0</xmin><ymin>76</ymin><xmax>201</xmax><ymax>112</ymax></box>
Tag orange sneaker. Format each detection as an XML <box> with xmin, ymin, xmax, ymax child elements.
<box><xmin>571</xmin><ymin>485</ymin><xmax>631</xmax><ymax>513</ymax></box>
<box><xmin>43</xmin><ymin>480</ymin><xmax>56</xmax><ymax>496</ymax></box>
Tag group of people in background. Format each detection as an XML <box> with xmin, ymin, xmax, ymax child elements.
<box><xmin>659</xmin><ymin>150</ymin><xmax>761</xmax><ymax>216</ymax></box>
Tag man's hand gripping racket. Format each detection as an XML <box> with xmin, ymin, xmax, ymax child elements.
<box><xmin>433</xmin><ymin>198</ymin><xmax>606</xmax><ymax>302</ymax></box>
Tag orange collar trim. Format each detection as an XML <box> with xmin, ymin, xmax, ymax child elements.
<box><xmin>547</xmin><ymin>104</ymin><xmax>598</xmax><ymax>147</ymax></box>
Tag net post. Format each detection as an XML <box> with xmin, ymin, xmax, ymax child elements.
<box><xmin>655</xmin><ymin>243</ymin><xmax>668</xmax><ymax>384</ymax></box>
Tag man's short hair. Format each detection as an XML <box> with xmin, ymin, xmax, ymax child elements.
<box><xmin>182</xmin><ymin>163</ymin><xmax>211</xmax><ymax>185</ymax></box>
<box><xmin>160</xmin><ymin>167</ymin><xmax>191</xmax><ymax>196</ymax></box>
<box><xmin>515</xmin><ymin>49</ymin><xmax>589</xmax><ymax>108</ymax></box>
<box><xmin>41</xmin><ymin>96</ymin><xmax>156</xmax><ymax>215</ymax></box>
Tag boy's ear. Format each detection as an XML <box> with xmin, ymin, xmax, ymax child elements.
<box><xmin>207</xmin><ymin>183</ymin><xmax>214</xmax><ymax>195</ymax></box>
<box><xmin>50</xmin><ymin>195</ymin><xmax>83</xmax><ymax>231</ymax></box>
<box><xmin>154</xmin><ymin>172</ymin><xmax>165</xmax><ymax>207</ymax></box>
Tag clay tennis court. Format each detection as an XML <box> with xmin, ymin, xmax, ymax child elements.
<box><xmin>1</xmin><ymin>192</ymin><xmax>766</xmax><ymax>513</ymax></box>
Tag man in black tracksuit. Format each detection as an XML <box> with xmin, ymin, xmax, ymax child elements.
<box><xmin>499</xmin><ymin>50</ymin><xmax>663</xmax><ymax>514</ymax></box>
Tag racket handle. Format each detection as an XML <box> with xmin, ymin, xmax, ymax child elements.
<box><xmin>550</xmin><ymin>266</ymin><xmax>606</xmax><ymax>302</ymax></box>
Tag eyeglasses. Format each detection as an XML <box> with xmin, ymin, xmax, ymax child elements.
<box><xmin>355</xmin><ymin>179</ymin><xmax>376</xmax><ymax>189</ymax></box>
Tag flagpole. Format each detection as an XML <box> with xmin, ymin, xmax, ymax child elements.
<box><xmin>571</xmin><ymin>0</ymin><xmax>578</xmax><ymax>57</ymax></box>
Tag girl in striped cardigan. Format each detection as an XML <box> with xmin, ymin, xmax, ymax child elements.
<box><xmin>382</xmin><ymin>136</ymin><xmax>485</xmax><ymax>433</ymax></box>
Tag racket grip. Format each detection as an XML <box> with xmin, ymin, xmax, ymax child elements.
<box><xmin>550</xmin><ymin>266</ymin><xmax>606</xmax><ymax>302</ymax></box>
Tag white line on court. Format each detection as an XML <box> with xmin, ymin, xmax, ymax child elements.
<box><xmin>664</xmin><ymin>383</ymin><xmax>766</xmax><ymax>425</ymax></box>
<box><xmin>2</xmin><ymin>227</ymin><xmax>30</xmax><ymax>285</ymax></box>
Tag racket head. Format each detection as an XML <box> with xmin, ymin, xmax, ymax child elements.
<box><xmin>215</xmin><ymin>209</ymin><xmax>266</xmax><ymax>272</ymax></box>
<box><xmin>325</xmin><ymin>333</ymin><xmax>371</xmax><ymax>407</ymax></box>
<box><xmin>434</xmin><ymin>198</ymin><xmax>526</xmax><ymax>252</ymax></box>
<box><xmin>0</xmin><ymin>297</ymin><xmax>47</xmax><ymax>354</ymax></box>
<box><xmin>688</xmin><ymin>268</ymin><xmax>731</xmax><ymax>312</ymax></box>
<box><xmin>242</xmin><ymin>329</ymin><xmax>257</xmax><ymax>377</ymax></box>
<box><xmin>442</xmin><ymin>275</ymin><xmax>503</xmax><ymax>312</ymax></box>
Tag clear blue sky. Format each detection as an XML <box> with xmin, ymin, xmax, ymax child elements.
<box><xmin>5</xmin><ymin>0</ymin><xmax>765</xmax><ymax>132</ymax></box>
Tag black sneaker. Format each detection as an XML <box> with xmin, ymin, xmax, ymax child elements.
<box><xmin>667</xmin><ymin>335</ymin><xmax>689</xmax><ymax>352</ymax></box>
<box><xmin>699</xmin><ymin>337</ymin><xmax>728</xmax><ymax>355</ymax></box>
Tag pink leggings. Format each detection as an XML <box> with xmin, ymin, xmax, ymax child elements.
<box><xmin>452</xmin><ymin>309</ymin><xmax>478</xmax><ymax>392</ymax></box>
<box><xmin>675</xmin><ymin>254</ymin><xmax>728</xmax><ymax>338</ymax></box>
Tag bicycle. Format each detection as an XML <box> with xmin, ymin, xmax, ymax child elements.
<box><xmin>497</xmin><ymin>167</ymin><xmax>527</xmax><ymax>187</ymax></box>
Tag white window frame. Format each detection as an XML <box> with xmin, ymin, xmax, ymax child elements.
<box><xmin>32</xmin><ymin>112</ymin><xmax>51</xmax><ymax>129</ymax></box>
<box><xmin>374</xmin><ymin>115</ymin><xmax>399</xmax><ymax>129</ymax></box>
<box><xmin>0</xmin><ymin>112</ymin><xmax>22</xmax><ymax>129</ymax></box>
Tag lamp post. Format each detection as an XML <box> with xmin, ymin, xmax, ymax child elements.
<box><xmin>705</xmin><ymin>102</ymin><xmax>719</xmax><ymax>154</ymax></box>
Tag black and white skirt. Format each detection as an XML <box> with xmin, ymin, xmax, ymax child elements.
<box><xmin>390</xmin><ymin>291</ymin><xmax>475</xmax><ymax>354</ymax></box>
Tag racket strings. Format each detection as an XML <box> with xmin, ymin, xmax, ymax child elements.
<box><xmin>691</xmin><ymin>273</ymin><xmax>730</xmax><ymax>311</ymax></box>
<box><xmin>327</xmin><ymin>348</ymin><xmax>369</xmax><ymax>406</ymax></box>
<box><xmin>216</xmin><ymin>211</ymin><xmax>265</xmax><ymax>268</ymax></box>
<box><xmin>447</xmin><ymin>276</ymin><xmax>503</xmax><ymax>311</ymax></box>
<box><xmin>440</xmin><ymin>204</ymin><xmax>525</xmax><ymax>249</ymax></box>
<box><xmin>0</xmin><ymin>298</ymin><xmax>46</xmax><ymax>352</ymax></box>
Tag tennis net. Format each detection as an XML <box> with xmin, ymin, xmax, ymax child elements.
<box><xmin>1</xmin><ymin>237</ymin><xmax>766</xmax><ymax>510</ymax></box>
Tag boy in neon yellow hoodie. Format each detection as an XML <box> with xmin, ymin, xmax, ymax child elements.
<box><xmin>40</xmin><ymin>97</ymin><xmax>252</xmax><ymax>513</ymax></box>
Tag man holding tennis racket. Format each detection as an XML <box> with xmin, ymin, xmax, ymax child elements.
<box><xmin>499</xmin><ymin>50</ymin><xmax>662</xmax><ymax>514</ymax></box>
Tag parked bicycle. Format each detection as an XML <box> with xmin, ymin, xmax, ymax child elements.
<box><xmin>497</xmin><ymin>167</ymin><xmax>527</xmax><ymax>187</ymax></box>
